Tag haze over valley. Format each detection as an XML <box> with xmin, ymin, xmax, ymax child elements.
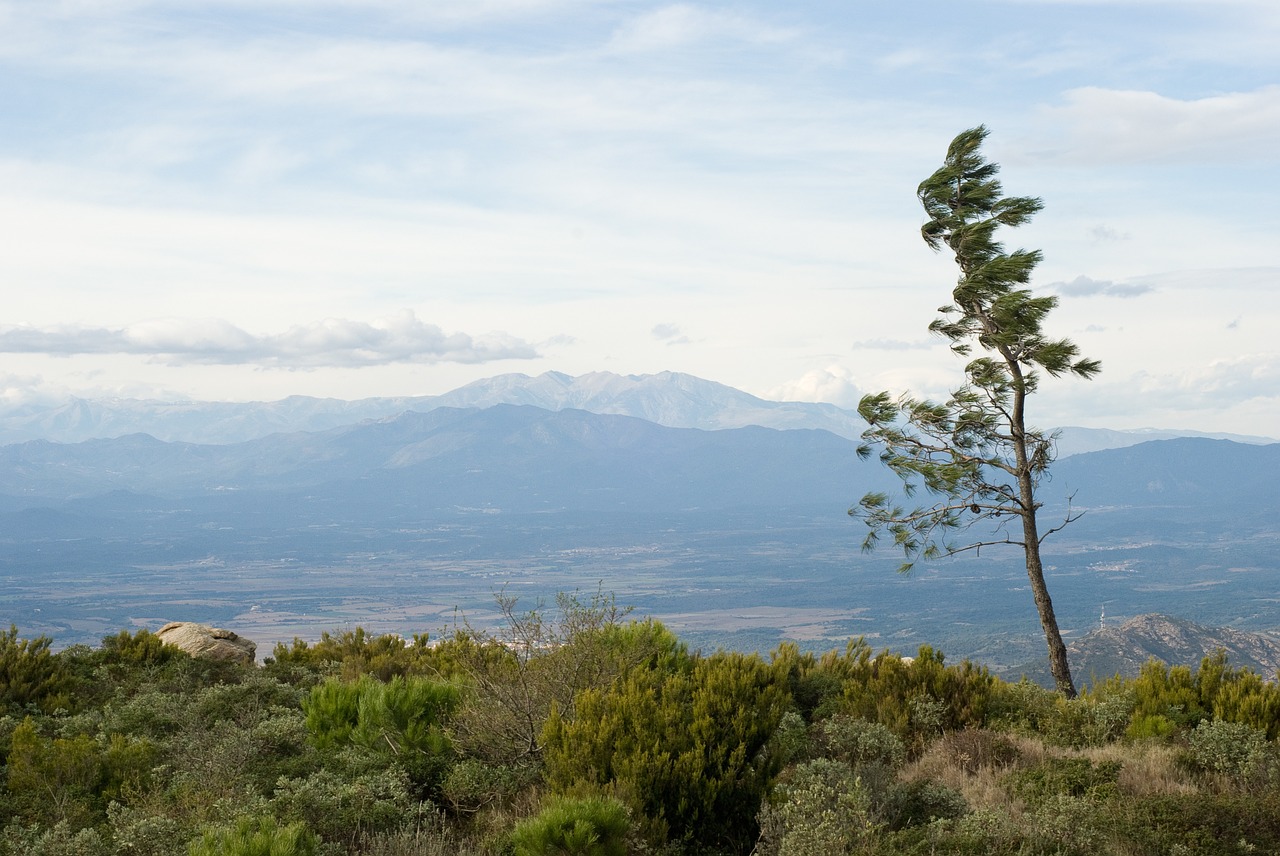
<box><xmin>3</xmin><ymin>372</ymin><xmax>1275</xmax><ymax>679</ymax></box>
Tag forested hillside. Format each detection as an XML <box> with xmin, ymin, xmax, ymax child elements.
<box><xmin>3</xmin><ymin>597</ymin><xmax>1280</xmax><ymax>855</ymax></box>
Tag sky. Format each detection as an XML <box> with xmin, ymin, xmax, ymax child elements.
<box><xmin>0</xmin><ymin>0</ymin><xmax>1277</xmax><ymax>436</ymax></box>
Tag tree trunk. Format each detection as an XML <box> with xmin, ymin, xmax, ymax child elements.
<box><xmin>1021</xmin><ymin>516</ymin><xmax>1077</xmax><ymax>698</ymax></box>
<box><xmin>1011</xmin><ymin>365</ymin><xmax>1077</xmax><ymax>697</ymax></box>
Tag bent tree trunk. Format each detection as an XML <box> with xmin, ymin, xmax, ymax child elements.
<box><xmin>1012</xmin><ymin>371</ymin><xmax>1077</xmax><ymax>698</ymax></box>
<box><xmin>1021</xmin><ymin>517</ymin><xmax>1076</xmax><ymax>698</ymax></box>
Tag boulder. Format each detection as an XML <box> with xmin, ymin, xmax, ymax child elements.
<box><xmin>156</xmin><ymin>622</ymin><xmax>257</xmax><ymax>665</ymax></box>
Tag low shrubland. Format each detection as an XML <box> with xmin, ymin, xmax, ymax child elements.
<box><xmin>3</xmin><ymin>603</ymin><xmax>1280</xmax><ymax>855</ymax></box>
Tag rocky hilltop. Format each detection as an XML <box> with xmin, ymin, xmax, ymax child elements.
<box><xmin>1008</xmin><ymin>614</ymin><xmax>1280</xmax><ymax>686</ymax></box>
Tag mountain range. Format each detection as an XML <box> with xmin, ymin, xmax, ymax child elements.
<box><xmin>0</xmin><ymin>404</ymin><xmax>878</xmax><ymax>513</ymax></box>
<box><xmin>1</xmin><ymin>371</ymin><xmax>1272</xmax><ymax>454</ymax></box>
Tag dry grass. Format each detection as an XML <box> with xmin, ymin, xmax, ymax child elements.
<box><xmin>901</xmin><ymin>727</ymin><xmax>1200</xmax><ymax>816</ymax></box>
<box><xmin>1082</xmin><ymin>741</ymin><xmax>1199</xmax><ymax>799</ymax></box>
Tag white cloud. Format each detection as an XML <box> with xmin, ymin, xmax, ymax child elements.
<box><xmin>0</xmin><ymin>311</ymin><xmax>538</xmax><ymax>368</ymax></box>
<box><xmin>1043</xmin><ymin>354</ymin><xmax>1280</xmax><ymax>430</ymax></box>
<box><xmin>1050</xmin><ymin>275</ymin><xmax>1152</xmax><ymax>298</ymax></box>
<box><xmin>0</xmin><ymin>372</ymin><xmax>62</xmax><ymax>408</ymax></box>
<box><xmin>1142</xmin><ymin>355</ymin><xmax>1280</xmax><ymax>407</ymax></box>
<box><xmin>651</xmin><ymin>322</ymin><xmax>690</xmax><ymax>345</ymax></box>
<box><xmin>768</xmin><ymin>365</ymin><xmax>862</xmax><ymax>409</ymax></box>
<box><xmin>607</xmin><ymin>5</ymin><xmax>795</xmax><ymax>54</ymax></box>
<box><xmin>850</xmin><ymin>338</ymin><xmax>935</xmax><ymax>351</ymax></box>
<box><xmin>1040</xmin><ymin>85</ymin><xmax>1280</xmax><ymax>164</ymax></box>
<box><xmin>1088</xmin><ymin>225</ymin><xmax>1130</xmax><ymax>243</ymax></box>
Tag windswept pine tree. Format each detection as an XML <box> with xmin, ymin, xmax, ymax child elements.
<box><xmin>853</xmin><ymin>126</ymin><xmax>1101</xmax><ymax>698</ymax></box>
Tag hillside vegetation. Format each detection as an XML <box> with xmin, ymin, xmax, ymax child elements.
<box><xmin>3</xmin><ymin>597</ymin><xmax>1280</xmax><ymax>855</ymax></box>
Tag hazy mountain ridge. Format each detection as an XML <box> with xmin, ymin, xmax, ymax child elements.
<box><xmin>1</xmin><ymin>371</ymin><xmax>1270</xmax><ymax>451</ymax></box>
<box><xmin>1</xmin><ymin>406</ymin><xmax>1275</xmax><ymax>518</ymax></box>
<box><xmin>0</xmin><ymin>371</ymin><xmax>865</xmax><ymax>446</ymax></box>
<box><xmin>1</xmin><ymin>406</ymin><xmax>1277</xmax><ymax>659</ymax></box>
<box><xmin>0</xmin><ymin>405</ymin><xmax>884</xmax><ymax>512</ymax></box>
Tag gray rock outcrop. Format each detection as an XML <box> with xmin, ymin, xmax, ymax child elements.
<box><xmin>156</xmin><ymin>622</ymin><xmax>257</xmax><ymax>664</ymax></box>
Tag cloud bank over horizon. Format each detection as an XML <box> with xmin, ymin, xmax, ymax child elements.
<box><xmin>0</xmin><ymin>312</ymin><xmax>538</xmax><ymax>368</ymax></box>
<box><xmin>0</xmin><ymin>0</ymin><xmax>1275</xmax><ymax>434</ymax></box>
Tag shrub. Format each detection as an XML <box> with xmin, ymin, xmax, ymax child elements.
<box><xmin>990</xmin><ymin>678</ymin><xmax>1134</xmax><ymax>748</ymax></box>
<box><xmin>99</xmin><ymin>629</ymin><xmax>182</xmax><ymax>667</ymax></box>
<box><xmin>0</xmin><ymin>625</ymin><xmax>70</xmax><ymax>712</ymax></box>
<box><xmin>105</xmin><ymin>802</ymin><xmax>185</xmax><ymax>856</ymax></box>
<box><xmin>508</xmin><ymin>796</ymin><xmax>631</xmax><ymax>856</ymax></box>
<box><xmin>447</xmin><ymin>592</ymin><xmax>685</xmax><ymax>765</ymax></box>
<box><xmin>756</xmin><ymin>759</ymin><xmax>873</xmax><ymax>856</ymax></box>
<box><xmin>303</xmin><ymin>675</ymin><xmax>460</xmax><ymax>796</ymax></box>
<box><xmin>1006</xmin><ymin>757</ymin><xmax>1121</xmax><ymax>806</ymax></box>
<box><xmin>0</xmin><ymin>820</ymin><xmax>108</xmax><ymax>856</ymax></box>
<box><xmin>166</xmin><ymin>707</ymin><xmax>314</xmax><ymax>802</ymax></box>
<box><xmin>934</xmin><ymin>728</ymin><xmax>1020</xmax><ymax>775</ymax></box>
<box><xmin>268</xmin><ymin>628</ymin><xmax>447</xmax><ymax>683</ymax></box>
<box><xmin>441</xmin><ymin>758</ymin><xmax>537</xmax><ymax>815</ymax></box>
<box><xmin>187</xmin><ymin>816</ymin><xmax>319</xmax><ymax>856</ymax></box>
<box><xmin>1126</xmin><ymin>713</ymin><xmax>1178</xmax><ymax>741</ymax></box>
<box><xmin>543</xmin><ymin>649</ymin><xmax>789</xmax><ymax>852</ymax></box>
<box><xmin>273</xmin><ymin>767</ymin><xmax>423</xmax><ymax>845</ymax></box>
<box><xmin>816</xmin><ymin>641</ymin><xmax>996</xmax><ymax>750</ymax></box>
<box><xmin>810</xmin><ymin>714</ymin><xmax>905</xmax><ymax>802</ymax></box>
<box><xmin>1183</xmin><ymin>719</ymin><xmax>1272</xmax><ymax>781</ymax></box>
<box><xmin>1107</xmin><ymin>792</ymin><xmax>1280</xmax><ymax>855</ymax></box>
<box><xmin>3</xmin><ymin>718</ymin><xmax>147</xmax><ymax>828</ymax></box>
<box><xmin>1209</xmin><ymin>667</ymin><xmax>1280</xmax><ymax>739</ymax></box>
<box><xmin>1123</xmin><ymin>653</ymin><xmax>1280</xmax><ymax>740</ymax></box>
<box><xmin>813</xmin><ymin>714</ymin><xmax>906</xmax><ymax>770</ymax></box>
<box><xmin>882</xmin><ymin>779</ymin><xmax>968</xmax><ymax>830</ymax></box>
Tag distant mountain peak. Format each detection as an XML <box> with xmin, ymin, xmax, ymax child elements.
<box><xmin>1084</xmin><ymin>614</ymin><xmax>1280</xmax><ymax>673</ymax></box>
<box><xmin>1</xmin><ymin>371</ymin><xmax>1273</xmax><ymax>450</ymax></box>
<box><xmin>1007</xmin><ymin>613</ymin><xmax>1280</xmax><ymax>686</ymax></box>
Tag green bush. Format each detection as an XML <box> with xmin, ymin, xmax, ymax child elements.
<box><xmin>188</xmin><ymin>816</ymin><xmax>319</xmax><ymax>856</ymax></box>
<box><xmin>882</xmin><ymin>779</ymin><xmax>968</xmax><ymax>830</ymax></box>
<box><xmin>769</xmin><ymin>709</ymin><xmax>809</xmax><ymax>767</ymax></box>
<box><xmin>303</xmin><ymin>674</ymin><xmax>460</xmax><ymax>795</ymax></box>
<box><xmin>805</xmin><ymin>641</ymin><xmax>996</xmax><ymax>749</ymax></box>
<box><xmin>1006</xmin><ymin>757</ymin><xmax>1121</xmax><ymax>806</ymax></box>
<box><xmin>2</xmin><ymin>718</ymin><xmax>150</xmax><ymax>829</ymax></box>
<box><xmin>756</xmin><ymin>758</ymin><xmax>873</xmax><ymax>856</ymax></box>
<box><xmin>0</xmin><ymin>820</ymin><xmax>108</xmax><ymax>856</ymax></box>
<box><xmin>543</xmin><ymin>649</ymin><xmax>789</xmax><ymax>852</ymax></box>
<box><xmin>1107</xmin><ymin>792</ymin><xmax>1280</xmax><ymax>855</ymax></box>
<box><xmin>508</xmin><ymin>796</ymin><xmax>630</xmax><ymax>856</ymax></box>
<box><xmin>1124</xmin><ymin>653</ymin><xmax>1280</xmax><ymax>740</ymax></box>
<box><xmin>0</xmin><ymin>625</ymin><xmax>70</xmax><ymax>713</ymax></box>
<box><xmin>166</xmin><ymin>706</ymin><xmax>314</xmax><ymax>802</ymax></box>
<box><xmin>1183</xmin><ymin>719</ymin><xmax>1272</xmax><ymax>781</ymax></box>
<box><xmin>990</xmin><ymin>677</ymin><xmax>1134</xmax><ymax>748</ymax></box>
<box><xmin>99</xmin><ymin>629</ymin><xmax>182</xmax><ymax>666</ymax></box>
<box><xmin>446</xmin><ymin>593</ymin><xmax>686</xmax><ymax>765</ymax></box>
<box><xmin>1125</xmin><ymin>713</ymin><xmax>1177</xmax><ymax>741</ymax></box>
<box><xmin>268</xmin><ymin>627</ymin><xmax>447</xmax><ymax>683</ymax></box>
<box><xmin>440</xmin><ymin>758</ymin><xmax>537</xmax><ymax>814</ymax></box>
<box><xmin>105</xmin><ymin>802</ymin><xmax>185</xmax><ymax>856</ymax></box>
<box><xmin>809</xmin><ymin>714</ymin><xmax>904</xmax><ymax>803</ymax></box>
<box><xmin>272</xmin><ymin>768</ymin><xmax>421</xmax><ymax>846</ymax></box>
<box><xmin>1208</xmin><ymin>667</ymin><xmax>1280</xmax><ymax>739</ymax></box>
<box><xmin>813</xmin><ymin>714</ymin><xmax>906</xmax><ymax>770</ymax></box>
